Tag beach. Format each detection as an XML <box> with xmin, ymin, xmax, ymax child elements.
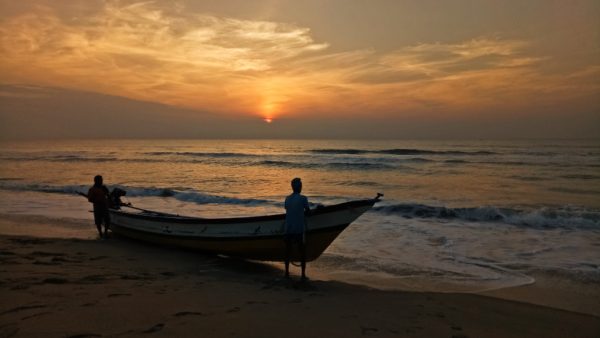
<box><xmin>1</xmin><ymin>217</ymin><xmax>599</xmax><ymax>338</ymax></box>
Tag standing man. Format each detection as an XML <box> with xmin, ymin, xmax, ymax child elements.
<box><xmin>88</xmin><ymin>175</ymin><xmax>110</xmax><ymax>238</ymax></box>
<box><xmin>284</xmin><ymin>177</ymin><xmax>310</xmax><ymax>280</ymax></box>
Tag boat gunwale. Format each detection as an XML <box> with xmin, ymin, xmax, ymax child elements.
<box><xmin>111</xmin><ymin>222</ymin><xmax>351</xmax><ymax>241</ymax></box>
<box><xmin>110</xmin><ymin>198</ymin><xmax>376</xmax><ymax>225</ymax></box>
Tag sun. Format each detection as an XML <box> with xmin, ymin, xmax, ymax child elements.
<box><xmin>260</xmin><ymin>97</ymin><xmax>279</xmax><ymax>124</ymax></box>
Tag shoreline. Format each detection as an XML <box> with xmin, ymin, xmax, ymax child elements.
<box><xmin>1</xmin><ymin>232</ymin><xmax>599</xmax><ymax>337</ymax></box>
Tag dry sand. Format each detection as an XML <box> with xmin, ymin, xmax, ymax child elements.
<box><xmin>1</xmin><ymin>228</ymin><xmax>599</xmax><ymax>337</ymax></box>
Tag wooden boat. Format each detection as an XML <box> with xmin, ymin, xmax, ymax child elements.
<box><xmin>109</xmin><ymin>195</ymin><xmax>381</xmax><ymax>261</ymax></box>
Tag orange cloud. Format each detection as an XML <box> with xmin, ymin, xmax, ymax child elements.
<box><xmin>0</xmin><ymin>1</ymin><xmax>597</xmax><ymax>120</ymax></box>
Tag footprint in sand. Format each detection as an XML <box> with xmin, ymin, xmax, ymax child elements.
<box><xmin>88</xmin><ymin>256</ymin><xmax>108</xmax><ymax>261</ymax></box>
<box><xmin>0</xmin><ymin>323</ymin><xmax>19</xmax><ymax>338</ymax></box>
<box><xmin>360</xmin><ymin>326</ymin><xmax>379</xmax><ymax>335</ymax></box>
<box><xmin>174</xmin><ymin>311</ymin><xmax>205</xmax><ymax>317</ymax></box>
<box><xmin>107</xmin><ymin>293</ymin><xmax>132</xmax><ymax>298</ymax></box>
<box><xmin>33</xmin><ymin>260</ymin><xmax>61</xmax><ymax>266</ymax></box>
<box><xmin>31</xmin><ymin>251</ymin><xmax>65</xmax><ymax>257</ymax></box>
<box><xmin>1</xmin><ymin>304</ymin><xmax>47</xmax><ymax>315</ymax></box>
<box><xmin>80</xmin><ymin>275</ymin><xmax>108</xmax><ymax>283</ymax></box>
<box><xmin>160</xmin><ymin>271</ymin><xmax>176</xmax><ymax>277</ymax></box>
<box><xmin>119</xmin><ymin>274</ymin><xmax>145</xmax><ymax>280</ymax></box>
<box><xmin>226</xmin><ymin>307</ymin><xmax>241</xmax><ymax>313</ymax></box>
<box><xmin>21</xmin><ymin>312</ymin><xmax>51</xmax><ymax>320</ymax></box>
<box><xmin>142</xmin><ymin>323</ymin><xmax>165</xmax><ymax>333</ymax></box>
<box><xmin>42</xmin><ymin>277</ymin><xmax>68</xmax><ymax>284</ymax></box>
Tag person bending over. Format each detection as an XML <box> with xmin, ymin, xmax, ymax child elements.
<box><xmin>284</xmin><ymin>177</ymin><xmax>310</xmax><ymax>280</ymax></box>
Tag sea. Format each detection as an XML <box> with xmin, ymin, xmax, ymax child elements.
<box><xmin>1</xmin><ymin>139</ymin><xmax>599</xmax><ymax>292</ymax></box>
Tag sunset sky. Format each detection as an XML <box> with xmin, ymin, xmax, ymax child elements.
<box><xmin>1</xmin><ymin>0</ymin><xmax>598</xmax><ymax>139</ymax></box>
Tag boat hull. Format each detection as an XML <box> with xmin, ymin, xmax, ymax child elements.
<box><xmin>109</xmin><ymin>199</ymin><xmax>376</xmax><ymax>261</ymax></box>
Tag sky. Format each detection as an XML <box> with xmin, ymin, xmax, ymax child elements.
<box><xmin>0</xmin><ymin>0</ymin><xmax>599</xmax><ymax>139</ymax></box>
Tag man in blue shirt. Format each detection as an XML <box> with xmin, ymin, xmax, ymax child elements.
<box><xmin>284</xmin><ymin>177</ymin><xmax>310</xmax><ymax>280</ymax></box>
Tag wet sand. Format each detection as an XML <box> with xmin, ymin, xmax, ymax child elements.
<box><xmin>1</xmin><ymin>227</ymin><xmax>599</xmax><ymax>337</ymax></box>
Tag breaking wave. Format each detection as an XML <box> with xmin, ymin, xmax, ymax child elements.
<box><xmin>2</xmin><ymin>180</ymin><xmax>598</xmax><ymax>229</ymax></box>
<box><xmin>0</xmin><ymin>181</ymin><xmax>272</xmax><ymax>206</ymax></box>
<box><xmin>372</xmin><ymin>203</ymin><xmax>600</xmax><ymax>229</ymax></box>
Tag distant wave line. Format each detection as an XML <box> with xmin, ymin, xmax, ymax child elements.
<box><xmin>310</xmin><ymin>148</ymin><xmax>497</xmax><ymax>156</ymax></box>
<box><xmin>143</xmin><ymin>151</ymin><xmax>255</xmax><ymax>158</ymax></box>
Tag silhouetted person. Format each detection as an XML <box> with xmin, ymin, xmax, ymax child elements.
<box><xmin>284</xmin><ymin>177</ymin><xmax>310</xmax><ymax>280</ymax></box>
<box><xmin>88</xmin><ymin>175</ymin><xmax>110</xmax><ymax>238</ymax></box>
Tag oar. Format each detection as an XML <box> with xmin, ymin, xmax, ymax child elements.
<box><xmin>77</xmin><ymin>191</ymin><xmax>173</xmax><ymax>215</ymax></box>
<box><xmin>120</xmin><ymin>204</ymin><xmax>181</xmax><ymax>217</ymax></box>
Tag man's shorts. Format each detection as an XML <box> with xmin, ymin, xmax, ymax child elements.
<box><xmin>93</xmin><ymin>207</ymin><xmax>110</xmax><ymax>227</ymax></box>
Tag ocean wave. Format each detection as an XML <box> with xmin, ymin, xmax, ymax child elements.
<box><xmin>144</xmin><ymin>151</ymin><xmax>254</xmax><ymax>158</ymax></box>
<box><xmin>0</xmin><ymin>182</ymin><xmax>272</xmax><ymax>206</ymax></box>
<box><xmin>0</xmin><ymin>182</ymin><xmax>89</xmax><ymax>195</ymax></box>
<box><xmin>547</xmin><ymin>187</ymin><xmax>600</xmax><ymax>195</ymax></box>
<box><xmin>256</xmin><ymin>160</ymin><xmax>396</xmax><ymax>170</ymax></box>
<box><xmin>0</xmin><ymin>154</ymin><xmax>118</xmax><ymax>162</ymax></box>
<box><xmin>443</xmin><ymin>159</ymin><xmax>594</xmax><ymax>167</ymax></box>
<box><xmin>311</xmin><ymin>148</ymin><xmax>496</xmax><ymax>156</ymax></box>
<box><xmin>444</xmin><ymin>159</ymin><xmax>468</xmax><ymax>164</ymax></box>
<box><xmin>372</xmin><ymin>203</ymin><xmax>600</xmax><ymax>229</ymax></box>
<box><xmin>125</xmin><ymin>187</ymin><xmax>271</xmax><ymax>205</ymax></box>
<box><xmin>1</xmin><ymin>154</ymin><xmax>397</xmax><ymax>170</ymax></box>
<box><xmin>2</xmin><ymin>180</ymin><xmax>598</xmax><ymax>228</ymax></box>
<box><xmin>509</xmin><ymin>175</ymin><xmax>549</xmax><ymax>182</ymax></box>
<box><xmin>558</xmin><ymin>174</ymin><xmax>600</xmax><ymax>180</ymax></box>
<box><xmin>333</xmin><ymin>180</ymin><xmax>379</xmax><ymax>187</ymax></box>
<box><xmin>327</xmin><ymin>162</ymin><xmax>395</xmax><ymax>170</ymax></box>
<box><xmin>403</xmin><ymin>157</ymin><xmax>435</xmax><ymax>163</ymax></box>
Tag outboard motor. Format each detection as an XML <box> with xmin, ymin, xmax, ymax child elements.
<box><xmin>109</xmin><ymin>188</ymin><xmax>127</xmax><ymax>209</ymax></box>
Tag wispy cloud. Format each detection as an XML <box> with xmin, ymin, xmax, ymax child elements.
<box><xmin>0</xmin><ymin>1</ymin><xmax>597</xmax><ymax>119</ymax></box>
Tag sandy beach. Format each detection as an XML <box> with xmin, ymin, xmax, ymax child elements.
<box><xmin>1</xmin><ymin>219</ymin><xmax>599</xmax><ymax>338</ymax></box>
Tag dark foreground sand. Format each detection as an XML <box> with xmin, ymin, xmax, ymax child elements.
<box><xmin>1</xmin><ymin>233</ymin><xmax>599</xmax><ymax>338</ymax></box>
